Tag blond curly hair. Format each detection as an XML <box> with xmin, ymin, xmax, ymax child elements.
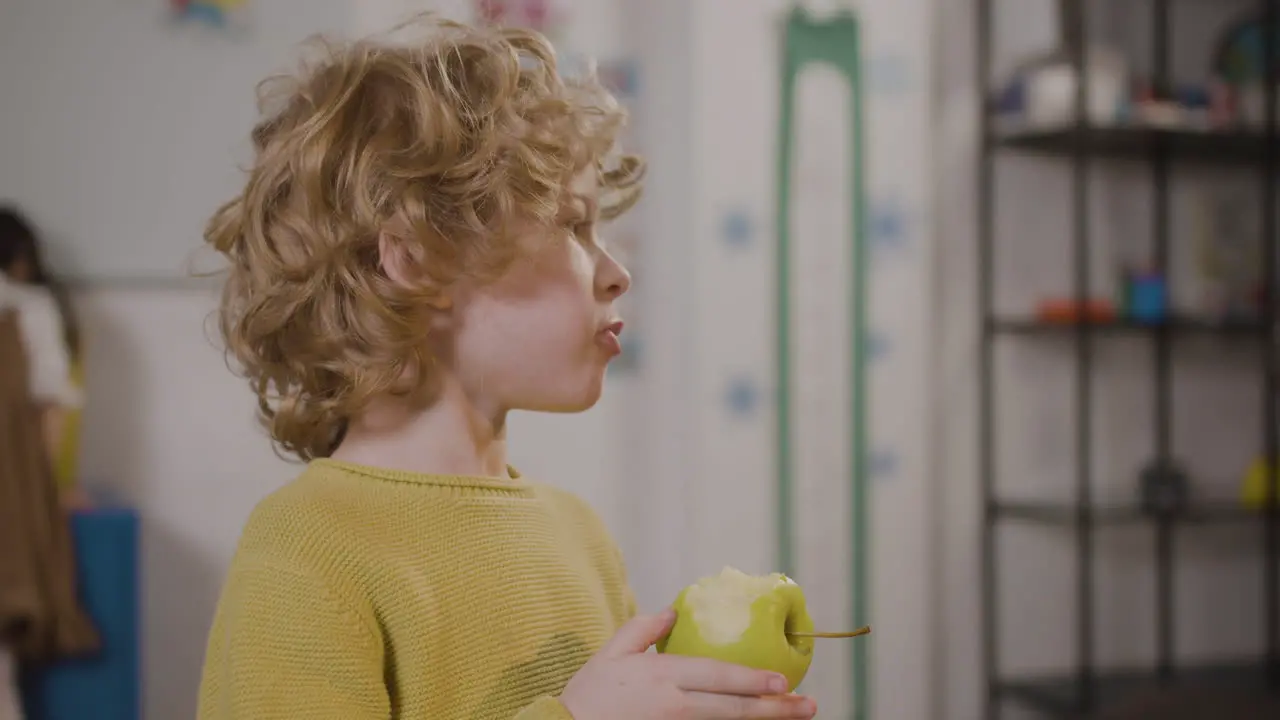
<box><xmin>205</xmin><ymin>15</ymin><xmax>644</xmax><ymax>461</ymax></box>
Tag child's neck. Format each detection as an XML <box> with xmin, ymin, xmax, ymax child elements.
<box><xmin>331</xmin><ymin>380</ymin><xmax>510</xmax><ymax>479</ymax></box>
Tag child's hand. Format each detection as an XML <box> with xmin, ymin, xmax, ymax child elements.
<box><xmin>559</xmin><ymin>609</ymin><xmax>818</xmax><ymax>719</ymax></box>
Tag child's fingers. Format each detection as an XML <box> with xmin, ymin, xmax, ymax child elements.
<box><xmin>660</xmin><ymin>655</ymin><xmax>789</xmax><ymax>696</ymax></box>
<box><xmin>597</xmin><ymin>608</ymin><xmax>676</xmax><ymax>657</ymax></box>
<box><xmin>680</xmin><ymin>690</ymin><xmax>817</xmax><ymax>719</ymax></box>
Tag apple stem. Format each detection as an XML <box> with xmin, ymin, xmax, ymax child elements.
<box><xmin>786</xmin><ymin>626</ymin><xmax>871</xmax><ymax>639</ymax></box>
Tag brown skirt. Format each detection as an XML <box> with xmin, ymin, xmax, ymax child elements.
<box><xmin>0</xmin><ymin>309</ymin><xmax>99</xmax><ymax>661</ymax></box>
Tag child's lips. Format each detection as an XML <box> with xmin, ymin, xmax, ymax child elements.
<box><xmin>597</xmin><ymin>320</ymin><xmax>623</xmax><ymax>355</ymax></box>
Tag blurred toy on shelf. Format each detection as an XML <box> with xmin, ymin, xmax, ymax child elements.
<box><xmin>989</xmin><ymin>6</ymin><xmax>1280</xmax><ymax>135</ymax></box>
<box><xmin>1035</xmin><ymin>298</ymin><xmax>1117</xmax><ymax>325</ymax></box>
<box><xmin>1120</xmin><ymin>266</ymin><xmax>1169</xmax><ymax>325</ymax></box>
<box><xmin>1138</xmin><ymin>460</ymin><xmax>1192</xmax><ymax>516</ymax></box>
<box><xmin>991</xmin><ymin>45</ymin><xmax>1129</xmax><ymax>130</ymax></box>
<box><xmin>1190</xmin><ymin>189</ymin><xmax>1263</xmax><ymax>322</ymax></box>
<box><xmin>1243</xmin><ymin>458</ymin><xmax>1280</xmax><ymax>511</ymax></box>
<box><xmin>1212</xmin><ymin>8</ymin><xmax>1280</xmax><ymax>130</ymax></box>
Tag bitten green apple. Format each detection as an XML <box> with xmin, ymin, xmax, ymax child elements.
<box><xmin>656</xmin><ymin>567</ymin><xmax>815</xmax><ymax>692</ymax></box>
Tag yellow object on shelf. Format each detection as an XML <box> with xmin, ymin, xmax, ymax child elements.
<box><xmin>1243</xmin><ymin>458</ymin><xmax>1280</xmax><ymax>510</ymax></box>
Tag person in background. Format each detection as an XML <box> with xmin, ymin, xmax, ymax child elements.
<box><xmin>0</xmin><ymin>206</ymin><xmax>88</xmax><ymax>510</ymax></box>
<box><xmin>0</xmin><ymin>206</ymin><xmax>100</xmax><ymax>720</ymax></box>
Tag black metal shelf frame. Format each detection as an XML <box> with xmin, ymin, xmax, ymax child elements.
<box><xmin>975</xmin><ymin>0</ymin><xmax>1280</xmax><ymax>718</ymax></box>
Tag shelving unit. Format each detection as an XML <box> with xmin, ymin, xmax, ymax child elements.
<box><xmin>975</xmin><ymin>0</ymin><xmax>1280</xmax><ymax>718</ymax></box>
<box><xmin>990</xmin><ymin>316</ymin><xmax>1267</xmax><ymax>336</ymax></box>
<box><xmin>995</xmin><ymin>125</ymin><xmax>1276</xmax><ymax>163</ymax></box>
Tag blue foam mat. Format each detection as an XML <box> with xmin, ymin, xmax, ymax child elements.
<box><xmin>21</xmin><ymin>508</ymin><xmax>140</xmax><ymax>720</ymax></box>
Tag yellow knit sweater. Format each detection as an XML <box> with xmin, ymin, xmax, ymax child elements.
<box><xmin>197</xmin><ymin>459</ymin><xmax>635</xmax><ymax>719</ymax></box>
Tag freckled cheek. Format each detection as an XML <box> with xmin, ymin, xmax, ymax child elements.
<box><xmin>533</xmin><ymin>289</ymin><xmax>597</xmax><ymax>350</ymax></box>
<box><xmin>475</xmin><ymin>293</ymin><xmax>594</xmax><ymax>359</ymax></box>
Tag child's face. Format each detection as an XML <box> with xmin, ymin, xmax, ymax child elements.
<box><xmin>449</xmin><ymin>169</ymin><xmax>631</xmax><ymax>414</ymax></box>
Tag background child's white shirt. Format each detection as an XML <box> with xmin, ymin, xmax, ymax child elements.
<box><xmin>0</xmin><ymin>275</ymin><xmax>81</xmax><ymax>409</ymax></box>
<box><xmin>0</xmin><ymin>646</ymin><xmax>23</xmax><ymax>720</ymax></box>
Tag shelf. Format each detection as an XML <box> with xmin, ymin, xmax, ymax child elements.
<box><xmin>991</xmin><ymin>124</ymin><xmax>1278</xmax><ymax>164</ymax></box>
<box><xmin>990</xmin><ymin>316</ymin><xmax>1268</xmax><ymax>337</ymax></box>
<box><xmin>978</xmin><ymin>2</ymin><xmax>1280</xmax><ymax>718</ymax></box>
<box><xmin>998</xmin><ymin>659</ymin><xmax>1277</xmax><ymax>718</ymax></box>
<box><xmin>992</xmin><ymin>499</ymin><xmax>1270</xmax><ymax>526</ymax></box>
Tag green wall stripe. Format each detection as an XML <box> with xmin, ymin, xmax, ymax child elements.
<box><xmin>775</xmin><ymin>6</ymin><xmax>870</xmax><ymax>719</ymax></box>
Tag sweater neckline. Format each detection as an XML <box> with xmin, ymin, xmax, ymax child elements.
<box><xmin>311</xmin><ymin>458</ymin><xmax>527</xmax><ymax>491</ymax></box>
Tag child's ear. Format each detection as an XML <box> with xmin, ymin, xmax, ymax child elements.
<box><xmin>377</xmin><ymin>231</ymin><xmax>452</xmax><ymax>310</ymax></box>
<box><xmin>377</xmin><ymin>231</ymin><xmax>418</xmax><ymax>287</ymax></box>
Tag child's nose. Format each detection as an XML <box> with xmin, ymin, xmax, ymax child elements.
<box><xmin>597</xmin><ymin>254</ymin><xmax>631</xmax><ymax>300</ymax></box>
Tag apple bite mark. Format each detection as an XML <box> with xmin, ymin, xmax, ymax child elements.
<box><xmin>682</xmin><ymin>567</ymin><xmax>790</xmax><ymax>645</ymax></box>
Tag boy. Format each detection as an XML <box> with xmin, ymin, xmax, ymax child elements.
<box><xmin>196</xmin><ymin>16</ymin><xmax>817</xmax><ymax>720</ymax></box>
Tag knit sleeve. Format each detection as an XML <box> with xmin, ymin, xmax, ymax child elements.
<box><xmin>197</xmin><ymin>556</ymin><xmax>390</xmax><ymax>719</ymax></box>
<box><xmin>514</xmin><ymin>696</ymin><xmax>576</xmax><ymax>719</ymax></box>
<box><xmin>537</xmin><ymin>486</ymin><xmax>639</xmax><ymax>626</ymax></box>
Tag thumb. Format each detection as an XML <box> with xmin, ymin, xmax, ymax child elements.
<box><xmin>598</xmin><ymin>608</ymin><xmax>677</xmax><ymax>657</ymax></box>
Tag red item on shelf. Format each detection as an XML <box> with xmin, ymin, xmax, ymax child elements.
<box><xmin>1035</xmin><ymin>299</ymin><xmax>1117</xmax><ymax>324</ymax></box>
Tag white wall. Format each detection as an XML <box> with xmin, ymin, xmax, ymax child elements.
<box><xmin>0</xmin><ymin>0</ymin><xmax>354</xmax><ymax>280</ymax></box>
<box><xmin>679</xmin><ymin>1</ymin><xmax>938</xmax><ymax>717</ymax></box>
<box><xmin>72</xmin><ymin>287</ymin><xmax>290</xmax><ymax>717</ymax></box>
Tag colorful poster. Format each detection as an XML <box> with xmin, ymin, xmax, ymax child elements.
<box><xmin>171</xmin><ymin>0</ymin><xmax>248</xmax><ymax>28</ymax></box>
<box><xmin>473</xmin><ymin>0</ymin><xmax>568</xmax><ymax>44</ymax></box>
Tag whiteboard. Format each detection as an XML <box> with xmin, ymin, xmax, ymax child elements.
<box><xmin>0</xmin><ymin>0</ymin><xmax>353</xmax><ymax>283</ymax></box>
